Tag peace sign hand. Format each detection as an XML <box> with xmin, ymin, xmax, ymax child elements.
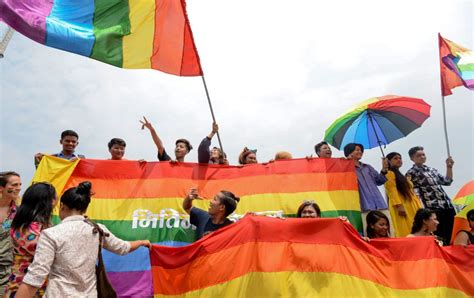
<box><xmin>140</xmin><ymin>116</ymin><xmax>154</xmax><ymax>130</ymax></box>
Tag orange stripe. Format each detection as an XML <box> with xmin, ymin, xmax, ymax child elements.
<box><xmin>151</xmin><ymin>241</ymin><xmax>473</xmax><ymax>295</ymax></box>
<box><xmin>65</xmin><ymin>172</ymin><xmax>357</xmax><ymax>198</ymax></box>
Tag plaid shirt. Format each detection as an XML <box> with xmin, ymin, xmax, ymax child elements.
<box><xmin>406</xmin><ymin>164</ymin><xmax>453</xmax><ymax>209</ymax></box>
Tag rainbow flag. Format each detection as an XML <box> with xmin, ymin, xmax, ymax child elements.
<box><xmin>439</xmin><ymin>33</ymin><xmax>474</xmax><ymax>95</ymax></box>
<box><xmin>33</xmin><ymin>156</ymin><xmax>361</xmax><ymax>297</ymax></box>
<box><xmin>1</xmin><ymin>0</ymin><xmax>202</xmax><ymax>76</ymax></box>
<box><xmin>150</xmin><ymin>216</ymin><xmax>474</xmax><ymax>297</ymax></box>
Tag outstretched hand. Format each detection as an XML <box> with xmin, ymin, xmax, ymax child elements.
<box><xmin>140</xmin><ymin>116</ymin><xmax>153</xmax><ymax>130</ymax></box>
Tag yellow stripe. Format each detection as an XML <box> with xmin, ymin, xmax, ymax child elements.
<box><xmin>122</xmin><ymin>0</ymin><xmax>155</xmax><ymax>68</ymax></box>
<box><xmin>154</xmin><ymin>271</ymin><xmax>468</xmax><ymax>297</ymax></box>
<box><xmin>83</xmin><ymin>191</ymin><xmax>359</xmax><ymax>221</ymax></box>
<box><xmin>32</xmin><ymin>156</ymin><xmax>79</xmax><ymax>195</ymax></box>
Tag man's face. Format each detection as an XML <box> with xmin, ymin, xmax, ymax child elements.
<box><xmin>411</xmin><ymin>150</ymin><xmax>426</xmax><ymax>165</ymax></box>
<box><xmin>349</xmin><ymin>146</ymin><xmax>363</xmax><ymax>160</ymax></box>
<box><xmin>109</xmin><ymin>144</ymin><xmax>125</xmax><ymax>160</ymax></box>
<box><xmin>318</xmin><ymin>145</ymin><xmax>332</xmax><ymax>158</ymax></box>
<box><xmin>60</xmin><ymin>136</ymin><xmax>78</xmax><ymax>153</ymax></box>
<box><xmin>175</xmin><ymin>142</ymin><xmax>188</xmax><ymax>159</ymax></box>
<box><xmin>208</xmin><ymin>192</ymin><xmax>224</xmax><ymax>216</ymax></box>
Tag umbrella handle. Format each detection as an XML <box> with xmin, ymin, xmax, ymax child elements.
<box><xmin>367</xmin><ymin>111</ymin><xmax>385</xmax><ymax>158</ymax></box>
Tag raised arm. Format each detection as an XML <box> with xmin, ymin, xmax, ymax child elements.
<box><xmin>198</xmin><ymin>123</ymin><xmax>219</xmax><ymax>164</ymax></box>
<box><xmin>183</xmin><ymin>188</ymin><xmax>199</xmax><ymax>214</ymax></box>
<box><xmin>140</xmin><ymin>116</ymin><xmax>165</xmax><ymax>156</ymax></box>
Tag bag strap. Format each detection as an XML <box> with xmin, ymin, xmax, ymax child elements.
<box><xmin>83</xmin><ymin>218</ymin><xmax>109</xmax><ymax>258</ymax></box>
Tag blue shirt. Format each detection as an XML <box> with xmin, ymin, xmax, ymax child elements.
<box><xmin>355</xmin><ymin>162</ymin><xmax>388</xmax><ymax>212</ymax></box>
<box><xmin>52</xmin><ymin>151</ymin><xmax>85</xmax><ymax>160</ymax></box>
<box><xmin>190</xmin><ymin>207</ymin><xmax>232</xmax><ymax>239</ymax></box>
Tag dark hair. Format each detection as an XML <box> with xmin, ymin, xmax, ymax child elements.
<box><xmin>366</xmin><ymin>210</ymin><xmax>390</xmax><ymax>239</ymax></box>
<box><xmin>108</xmin><ymin>138</ymin><xmax>126</xmax><ymax>149</ymax></box>
<box><xmin>61</xmin><ymin>181</ymin><xmax>93</xmax><ymax>212</ymax></box>
<box><xmin>411</xmin><ymin>208</ymin><xmax>436</xmax><ymax>234</ymax></box>
<box><xmin>11</xmin><ymin>183</ymin><xmax>56</xmax><ymax>230</ymax></box>
<box><xmin>0</xmin><ymin>171</ymin><xmax>20</xmax><ymax>187</ymax></box>
<box><xmin>175</xmin><ymin>139</ymin><xmax>193</xmax><ymax>152</ymax></box>
<box><xmin>386</xmin><ymin>152</ymin><xmax>413</xmax><ymax>199</ymax></box>
<box><xmin>212</xmin><ymin>147</ymin><xmax>227</xmax><ymax>164</ymax></box>
<box><xmin>239</xmin><ymin>147</ymin><xmax>257</xmax><ymax>164</ymax></box>
<box><xmin>297</xmin><ymin>200</ymin><xmax>321</xmax><ymax>218</ymax></box>
<box><xmin>408</xmin><ymin>146</ymin><xmax>424</xmax><ymax>158</ymax></box>
<box><xmin>344</xmin><ymin>143</ymin><xmax>364</xmax><ymax>158</ymax></box>
<box><xmin>61</xmin><ymin>130</ymin><xmax>79</xmax><ymax>140</ymax></box>
<box><xmin>467</xmin><ymin>209</ymin><xmax>474</xmax><ymax>222</ymax></box>
<box><xmin>314</xmin><ymin>141</ymin><xmax>328</xmax><ymax>156</ymax></box>
<box><xmin>219</xmin><ymin>191</ymin><xmax>240</xmax><ymax>217</ymax></box>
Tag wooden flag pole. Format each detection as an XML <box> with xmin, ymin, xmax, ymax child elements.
<box><xmin>201</xmin><ymin>75</ymin><xmax>224</xmax><ymax>153</ymax></box>
<box><xmin>438</xmin><ymin>33</ymin><xmax>451</xmax><ymax>157</ymax></box>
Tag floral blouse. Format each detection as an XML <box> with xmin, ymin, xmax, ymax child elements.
<box><xmin>6</xmin><ymin>222</ymin><xmax>47</xmax><ymax>297</ymax></box>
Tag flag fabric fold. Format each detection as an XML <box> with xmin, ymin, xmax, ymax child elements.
<box><xmin>150</xmin><ymin>215</ymin><xmax>474</xmax><ymax>297</ymax></box>
<box><xmin>0</xmin><ymin>0</ymin><xmax>203</xmax><ymax>76</ymax></box>
<box><xmin>439</xmin><ymin>33</ymin><xmax>474</xmax><ymax>95</ymax></box>
<box><xmin>33</xmin><ymin>156</ymin><xmax>360</xmax><ymax>297</ymax></box>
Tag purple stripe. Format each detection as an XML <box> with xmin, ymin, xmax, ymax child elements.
<box><xmin>0</xmin><ymin>0</ymin><xmax>54</xmax><ymax>44</ymax></box>
<box><xmin>108</xmin><ymin>270</ymin><xmax>153</xmax><ymax>297</ymax></box>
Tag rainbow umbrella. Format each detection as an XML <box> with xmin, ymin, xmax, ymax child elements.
<box><xmin>324</xmin><ymin>95</ymin><xmax>431</xmax><ymax>156</ymax></box>
<box><xmin>450</xmin><ymin>201</ymin><xmax>473</xmax><ymax>244</ymax></box>
<box><xmin>453</xmin><ymin>180</ymin><xmax>474</xmax><ymax>205</ymax></box>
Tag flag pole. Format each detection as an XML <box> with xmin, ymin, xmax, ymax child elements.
<box><xmin>201</xmin><ymin>74</ymin><xmax>224</xmax><ymax>153</ymax></box>
<box><xmin>438</xmin><ymin>33</ymin><xmax>451</xmax><ymax>157</ymax></box>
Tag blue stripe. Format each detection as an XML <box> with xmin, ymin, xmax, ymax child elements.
<box><xmin>45</xmin><ymin>0</ymin><xmax>95</xmax><ymax>56</ymax></box>
<box><xmin>103</xmin><ymin>241</ymin><xmax>190</xmax><ymax>273</ymax></box>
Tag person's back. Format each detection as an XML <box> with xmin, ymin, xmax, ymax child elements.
<box><xmin>27</xmin><ymin>216</ymin><xmax>129</xmax><ymax>296</ymax></box>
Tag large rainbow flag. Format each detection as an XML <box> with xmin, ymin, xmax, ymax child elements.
<box><xmin>33</xmin><ymin>156</ymin><xmax>361</xmax><ymax>297</ymax></box>
<box><xmin>151</xmin><ymin>216</ymin><xmax>474</xmax><ymax>297</ymax></box>
<box><xmin>1</xmin><ymin>0</ymin><xmax>202</xmax><ymax>76</ymax></box>
<box><xmin>439</xmin><ymin>33</ymin><xmax>474</xmax><ymax>95</ymax></box>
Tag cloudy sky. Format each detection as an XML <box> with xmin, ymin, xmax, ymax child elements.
<box><xmin>0</xmin><ymin>0</ymin><xmax>472</xmax><ymax>197</ymax></box>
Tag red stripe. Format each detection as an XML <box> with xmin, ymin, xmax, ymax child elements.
<box><xmin>70</xmin><ymin>158</ymin><xmax>355</xmax><ymax>180</ymax></box>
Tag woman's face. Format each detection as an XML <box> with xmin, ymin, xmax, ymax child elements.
<box><xmin>423</xmin><ymin>213</ymin><xmax>439</xmax><ymax>233</ymax></box>
<box><xmin>350</xmin><ymin>146</ymin><xmax>363</xmax><ymax>160</ymax></box>
<box><xmin>109</xmin><ymin>144</ymin><xmax>125</xmax><ymax>160</ymax></box>
<box><xmin>389</xmin><ymin>154</ymin><xmax>403</xmax><ymax>168</ymax></box>
<box><xmin>210</xmin><ymin>148</ymin><xmax>221</xmax><ymax>160</ymax></box>
<box><xmin>1</xmin><ymin>175</ymin><xmax>22</xmax><ymax>201</ymax></box>
<box><xmin>300</xmin><ymin>205</ymin><xmax>319</xmax><ymax>218</ymax></box>
<box><xmin>245</xmin><ymin>153</ymin><xmax>257</xmax><ymax>164</ymax></box>
<box><xmin>370</xmin><ymin>217</ymin><xmax>389</xmax><ymax>238</ymax></box>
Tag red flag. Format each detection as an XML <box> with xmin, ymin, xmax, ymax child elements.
<box><xmin>439</xmin><ymin>33</ymin><xmax>463</xmax><ymax>96</ymax></box>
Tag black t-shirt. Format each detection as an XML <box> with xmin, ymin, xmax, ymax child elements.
<box><xmin>190</xmin><ymin>207</ymin><xmax>232</xmax><ymax>239</ymax></box>
<box><xmin>157</xmin><ymin>149</ymin><xmax>172</xmax><ymax>161</ymax></box>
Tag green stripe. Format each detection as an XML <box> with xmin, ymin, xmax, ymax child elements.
<box><xmin>458</xmin><ymin>64</ymin><xmax>474</xmax><ymax>72</ymax></box>
<box><xmin>52</xmin><ymin>210</ymin><xmax>362</xmax><ymax>243</ymax></box>
<box><xmin>90</xmin><ymin>0</ymin><xmax>131</xmax><ymax>67</ymax></box>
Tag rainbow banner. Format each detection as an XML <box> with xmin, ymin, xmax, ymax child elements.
<box><xmin>33</xmin><ymin>156</ymin><xmax>361</xmax><ymax>297</ymax></box>
<box><xmin>151</xmin><ymin>216</ymin><xmax>474</xmax><ymax>297</ymax></box>
<box><xmin>1</xmin><ymin>0</ymin><xmax>202</xmax><ymax>76</ymax></box>
<box><xmin>439</xmin><ymin>33</ymin><xmax>474</xmax><ymax>95</ymax></box>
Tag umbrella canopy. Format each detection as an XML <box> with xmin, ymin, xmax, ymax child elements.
<box><xmin>450</xmin><ymin>201</ymin><xmax>473</xmax><ymax>244</ymax></box>
<box><xmin>453</xmin><ymin>180</ymin><xmax>474</xmax><ymax>205</ymax></box>
<box><xmin>324</xmin><ymin>95</ymin><xmax>431</xmax><ymax>154</ymax></box>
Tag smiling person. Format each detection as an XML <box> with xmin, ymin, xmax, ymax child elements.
<box><xmin>183</xmin><ymin>188</ymin><xmax>240</xmax><ymax>240</ymax></box>
<box><xmin>108</xmin><ymin>138</ymin><xmax>126</xmax><ymax>160</ymax></box>
<box><xmin>238</xmin><ymin>147</ymin><xmax>258</xmax><ymax>165</ymax></box>
<box><xmin>0</xmin><ymin>172</ymin><xmax>21</xmax><ymax>298</ymax></box>
<box><xmin>406</xmin><ymin>146</ymin><xmax>456</xmax><ymax>245</ymax></box>
<box><xmin>140</xmin><ymin>117</ymin><xmax>192</xmax><ymax>162</ymax></box>
<box><xmin>34</xmin><ymin>130</ymin><xmax>85</xmax><ymax>168</ymax></box>
<box><xmin>384</xmin><ymin>152</ymin><xmax>422</xmax><ymax>237</ymax></box>
<box><xmin>297</xmin><ymin>201</ymin><xmax>321</xmax><ymax>218</ymax></box>
<box><xmin>344</xmin><ymin>143</ymin><xmax>392</xmax><ymax>236</ymax></box>
<box><xmin>314</xmin><ymin>141</ymin><xmax>332</xmax><ymax>158</ymax></box>
<box><xmin>198</xmin><ymin>123</ymin><xmax>227</xmax><ymax>165</ymax></box>
<box><xmin>366</xmin><ymin>210</ymin><xmax>390</xmax><ymax>239</ymax></box>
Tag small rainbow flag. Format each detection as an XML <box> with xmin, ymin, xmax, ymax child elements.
<box><xmin>33</xmin><ymin>156</ymin><xmax>361</xmax><ymax>297</ymax></box>
<box><xmin>1</xmin><ymin>0</ymin><xmax>202</xmax><ymax>76</ymax></box>
<box><xmin>150</xmin><ymin>216</ymin><xmax>474</xmax><ymax>297</ymax></box>
<box><xmin>439</xmin><ymin>33</ymin><xmax>474</xmax><ymax>95</ymax></box>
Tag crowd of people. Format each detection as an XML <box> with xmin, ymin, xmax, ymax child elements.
<box><xmin>1</xmin><ymin>122</ymin><xmax>472</xmax><ymax>297</ymax></box>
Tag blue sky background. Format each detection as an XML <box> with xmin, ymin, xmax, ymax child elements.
<box><xmin>1</xmin><ymin>0</ymin><xmax>472</xmax><ymax>198</ymax></box>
